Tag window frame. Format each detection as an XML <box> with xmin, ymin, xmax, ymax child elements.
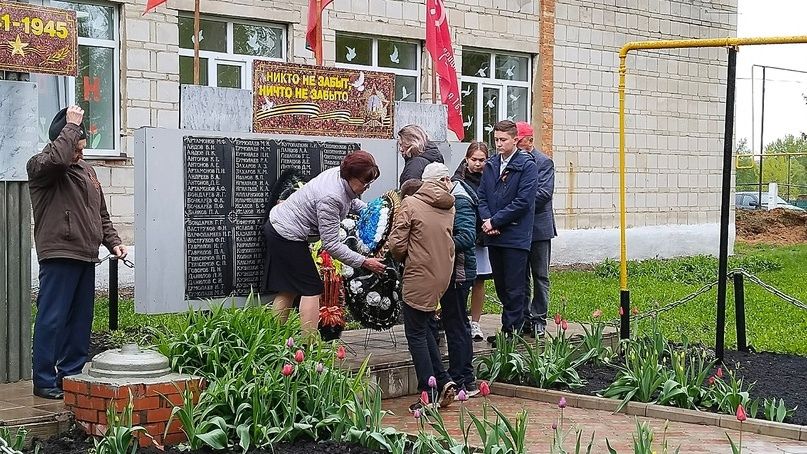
<box><xmin>177</xmin><ymin>14</ymin><xmax>286</xmax><ymax>89</ymax></box>
<box><xmin>460</xmin><ymin>49</ymin><xmax>532</xmax><ymax>143</ymax></box>
<box><xmin>34</xmin><ymin>0</ymin><xmax>121</xmax><ymax>157</ymax></box>
<box><xmin>333</xmin><ymin>32</ymin><xmax>422</xmax><ymax>103</ymax></box>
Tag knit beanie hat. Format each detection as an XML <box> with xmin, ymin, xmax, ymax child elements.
<box><xmin>48</xmin><ymin>107</ymin><xmax>87</xmax><ymax>142</ymax></box>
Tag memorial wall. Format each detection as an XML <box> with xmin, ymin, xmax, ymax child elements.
<box><xmin>134</xmin><ymin>127</ymin><xmax>463</xmax><ymax>314</ymax></box>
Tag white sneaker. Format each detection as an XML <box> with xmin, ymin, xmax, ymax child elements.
<box><xmin>470</xmin><ymin>321</ymin><xmax>484</xmax><ymax>341</ymax></box>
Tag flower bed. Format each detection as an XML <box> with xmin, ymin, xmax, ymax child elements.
<box><xmin>475</xmin><ymin>312</ymin><xmax>807</xmax><ymax>429</ymax></box>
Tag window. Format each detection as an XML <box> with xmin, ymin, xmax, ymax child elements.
<box><xmin>178</xmin><ymin>16</ymin><xmax>285</xmax><ymax>89</ymax></box>
<box><xmin>460</xmin><ymin>50</ymin><xmax>531</xmax><ymax>145</ymax></box>
<box><xmin>334</xmin><ymin>33</ymin><xmax>420</xmax><ymax>103</ymax></box>
<box><xmin>32</xmin><ymin>0</ymin><xmax>120</xmax><ymax>156</ymax></box>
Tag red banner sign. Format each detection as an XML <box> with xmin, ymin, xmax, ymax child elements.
<box><xmin>0</xmin><ymin>1</ymin><xmax>77</xmax><ymax>76</ymax></box>
<box><xmin>252</xmin><ymin>61</ymin><xmax>395</xmax><ymax>139</ymax></box>
<box><xmin>426</xmin><ymin>0</ymin><xmax>464</xmax><ymax>141</ymax></box>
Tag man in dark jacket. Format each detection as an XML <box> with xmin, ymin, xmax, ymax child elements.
<box><xmin>27</xmin><ymin>106</ymin><xmax>127</xmax><ymax>399</ymax></box>
<box><xmin>397</xmin><ymin>124</ymin><xmax>445</xmax><ymax>186</ymax></box>
<box><xmin>477</xmin><ymin>120</ymin><xmax>538</xmax><ymax>340</ymax></box>
<box><xmin>439</xmin><ymin>166</ymin><xmax>479</xmax><ymax>397</ymax></box>
<box><xmin>516</xmin><ymin>122</ymin><xmax>557</xmax><ymax>337</ymax></box>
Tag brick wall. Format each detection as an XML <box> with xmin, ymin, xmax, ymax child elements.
<box><xmin>551</xmin><ymin>0</ymin><xmax>738</xmax><ymax>231</ymax></box>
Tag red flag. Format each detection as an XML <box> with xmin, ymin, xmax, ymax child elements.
<box><xmin>143</xmin><ymin>0</ymin><xmax>167</xmax><ymax>14</ymax></box>
<box><xmin>306</xmin><ymin>0</ymin><xmax>334</xmax><ymax>64</ymax></box>
<box><xmin>425</xmin><ymin>0</ymin><xmax>464</xmax><ymax>141</ymax></box>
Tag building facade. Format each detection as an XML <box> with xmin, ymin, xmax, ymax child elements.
<box><xmin>30</xmin><ymin>0</ymin><xmax>738</xmax><ymax>262</ymax></box>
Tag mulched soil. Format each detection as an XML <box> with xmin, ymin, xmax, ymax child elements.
<box><xmin>736</xmin><ymin>208</ymin><xmax>807</xmax><ymax>245</ymax></box>
<box><xmin>540</xmin><ymin>349</ymin><xmax>807</xmax><ymax>426</ymax></box>
<box><xmin>29</xmin><ymin>425</ymin><xmax>383</xmax><ymax>454</ymax></box>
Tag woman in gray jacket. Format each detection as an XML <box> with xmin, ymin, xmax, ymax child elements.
<box><xmin>263</xmin><ymin>151</ymin><xmax>386</xmax><ymax>339</ymax></box>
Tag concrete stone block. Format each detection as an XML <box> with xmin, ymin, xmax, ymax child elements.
<box><xmin>156</xmin><ymin>81</ymin><xmax>180</xmax><ymax>104</ymax></box>
<box><xmin>126</xmin><ymin>19</ymin><xmax>151</xmax><ymax>42</ymax></box>
<box><xmin>126</xmin><ymin>48</ymin><xmax>151</xmax><ymax>72</ymax></box>
<box><xmin>127</xmin><ymin>107</ymin><xmax>151</xmax><ymax>129</ymax></box>
<box><xmin>127</xmin><ymin>78</ymin><xmax>151</xmax><ymax>101</ymax></box>
<box><xmin>155</xmin><ymin>22</ymin><xmax>179</xmax><ymax>46</ymax></box>
<box><xmin>157</xmin><ymin>109</ymin><xmax>180</xmax><ymax>129</ymax></box>
<box><xmin>368</xmin><ymin>0</ymin><xmax>384</xmax><ymax>17</ymax></box>
<box><xmin>156</xmin><ymin>51</ymin><xmax>179</xmax><ymax>74</ymax></box>
<box><xmin>110</xmin><ymin>194</ymin><xmax>134</xmax><ymax>216</ymax></box>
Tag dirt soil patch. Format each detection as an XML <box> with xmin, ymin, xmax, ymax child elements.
<box><xmin>541</xmin><ymin>349</ymin><xmax>807</xmax><ymax>426</ymax></box>
<box><xmin>736</xmin><ymin>208</ymin><xmax>807</xmax><ymax>245</ymax></box>
<box><xmin>29</xmin><ymin>426</ymin><xmax>384</xmax><ymax>454</ymax></box>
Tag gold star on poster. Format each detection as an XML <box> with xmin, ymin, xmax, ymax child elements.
<box><xmin>8</xmin><ymin>35</ymin><xmax>29</xmax><ymax>57</ymax></box>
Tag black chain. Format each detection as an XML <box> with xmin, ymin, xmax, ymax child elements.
<box><xmin>604</xmin><ymin>268</ymin><xmax>806</xmax><ymax>326</ymax></box>
<box><xmin>96</xmin><ymin>253</ymin><xmax>135</xmax><ymax>268</ymax></box>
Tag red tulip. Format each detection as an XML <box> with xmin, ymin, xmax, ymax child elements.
<box><xmin>592</xmin><ymin>309</ymin><xmax>603</xmax><ymax>318</ymax></box>
<box><xmin>336</xmin><ymin>345</ymin><xmax>346</xmax><ymax>360</ymax></box>
<box><xmin>554</xmin><ymin>313</ymin><xmax>562</xmax><ymax>325</ymax></box>
<box><xmin>421</xmin><ymin>390</ymin><xmax>429</xmax><ymax>404</ymax></box>
<box><xmin>479</xmin><ymin>381</ymin><xmax>491</xmax><ymax>397</ymax></box>
<box><xmin>708</xmin><ymin>375</ymin><xmax>715</xmax><ymax>386</ymax></box>
<box><xmin>716</xmin><ymin>367</ymin><xmax>723</xmax><ymax>378</ymax></box>
<box><xmin>736</xmin><ymin>404</ymin><xmax>747</xmax><ymax>422</ymax></box>
<box><xmin>281</xmin><ymin>363</ymin><xmax>294</xmax><ymax>377</ymax></box>
<box><xmin>561</xmin><ymin>320</ymin><xmax>568</xmax><ymax>331</ymax></box>
<box><xmin>294</xmin><ymin>350</ymin><xmax>305</xmax><ymax>363</ymax></box>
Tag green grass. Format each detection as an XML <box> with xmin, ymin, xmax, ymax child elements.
<box><xmin>77</xmin><ymin>244</ymin><xmax>807</xmax><ymax>355</ymax></box>
<box><xmin>482</xmin><ymin>244</ymin><xmax>807</xmax><ymax>355</ymax></box>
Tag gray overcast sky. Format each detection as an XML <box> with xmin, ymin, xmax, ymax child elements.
<box><xmin>736</xmin><ymin>0</ymin><xmax>807</xmax><ymax>152</ymax></box>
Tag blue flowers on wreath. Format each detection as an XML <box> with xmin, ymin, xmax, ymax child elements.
<box><xmin>356</xmin><ymin>197</ymin><xmax>390</xmax><ymax>254</ymax></box>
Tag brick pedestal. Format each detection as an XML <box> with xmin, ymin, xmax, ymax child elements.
<box><xmin>63</xmin><ymin>373</ymin><xmax>204</xmax><ymax>447</ymax></box>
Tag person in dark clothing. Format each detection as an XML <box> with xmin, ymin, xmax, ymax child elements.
<box><xmin>27</xmin><ymin>106</ymin><xmax>127</xmax><ymax>399</ymax></box>
<box><xmin>516</xmin><ymin>122</ymin><xmax>557</xmax><ymax>338</ymax></box>
<box><xmin>452</xmin><ymin>141</ymin><xmax>491</xmax><ymax>341</ymax></box>
<box><xmin>440</xmin><ymin>174</ymin><xmax>480</xmax><ymax>397</ymax></box>
<box><xmin>397</xmin><ymin>124</ymin><xmax>445</xmax><ymax>186</ymax></box>
<box><xmin>477</xmin><ymin>120</ymin><xmax>538</xmax><ymax>340</ymax></box>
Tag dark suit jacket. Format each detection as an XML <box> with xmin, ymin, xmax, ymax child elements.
<box><xmin>526</xmin><ymin>148</ymin><xmax>557</xmax><ymax>242</ymax></box>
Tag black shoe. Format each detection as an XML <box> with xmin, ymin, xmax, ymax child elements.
<box><xmin>33</xmin><ymin>386</ymin><xmax>64</xmax><ymax>400</ymax></box>
<box><xmin>535</xmin><ymin>324</ymin><xmax>546</xmax><ymax>338</ymax></box>
<box><xmin>520</xmin><ymin>324</ymin><xmax>534</xmax><ymax>338</ymax></box>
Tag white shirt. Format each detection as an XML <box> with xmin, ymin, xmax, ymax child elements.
<box><xmin>499</xmin><ymin>152</ymin><xmax>515</xmax><ymax>176</ymax></box>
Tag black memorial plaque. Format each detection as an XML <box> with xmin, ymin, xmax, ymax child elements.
<box><xmin>185</xmin><ymin>218</ymin><xmax>233</xmax><ymax>299</ymax></box>
<box><xmin>184</xmin><ymin>137</ymin><xmax>233</xmax><ymax>217</ymax></box>
<box><xmin>273</xmin><ymin>139</ymin><xmax>321</xmax><ymax>179</ymax></box>
<box><xmin>183</xmin><ymin>136</ymin><xmax>361</xmax><ymax>300</ymax></box>
<box><xmin>321</xmin><ymin>142</ymin><xmax>360</xmax><ymax>171</ymax></box>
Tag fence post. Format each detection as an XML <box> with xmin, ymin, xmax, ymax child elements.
<box><xmin>733</xmin><ymin>273</ymin><xmax>748</xmax><ymax>352</ymax></box>
<box><xmin>109</xmin><ymin>257</ymin><xmax>119</xmax><ymax>331</ymax></box>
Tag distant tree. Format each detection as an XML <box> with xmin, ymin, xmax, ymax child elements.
<box><xmin>735</xmin><ymin>135</ymin><xmax>807</xmax><ymax>199</ymax></box>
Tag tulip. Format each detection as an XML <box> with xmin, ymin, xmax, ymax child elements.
<box><xmin>619</xmin><ymin>306</ymin><xmax>625</xmax><ymax>316</ymax></box>
<box><xmin>716</xmin><ymin>367</ymin><xmax>723</xmax><ymax>379</ymax></box>
<box><xmin>479</xmin><ymin>381</ymin><xmax>490</xmax><ymax>397</ymax></box>
<box><xmin>561</xmin><ymin>320</ymin><xmax>568</xmax><ymax>331</ymax></box>
<box><xmin>554</xmin><ymin>313</ymin><xmax>562</xmax><ymax>325</ymax></box>
<box><xmin>281</xmin><ymin>363</ymin><xmax>294</xmax><ymax>377</ymax></box>
<box><xmin>316</xmin><ymin>362</ymin><xmax>324</xmax><ymax>374</ymax></box>
<box><xmin>421</xmin><ymin>391</ymin><xmax>429</xmax><ymax>404</ymax></box>
<box><xmin>631</xmin><ymin>307</ymin><xmax>639</xmax><ymax>316</ymax></box>
<box><xmin>428</xmin><ymin>376</ymin><xmax>437</xmax><ymax>389</ymax></box>
<box><xmin>336</xmin><ymin>345</ymin><xmax>346</xmax><ymax>360</ymax></box>
<box><xmin>294</xmin><ymin>350</ymin><xmax>305</xmax><ymax>363</ymax></box>
<box><xmin>286</xmin><ymin>337</ymin><xmax>294</xmax><ymax>348</ymax></box>
<box><xmin>708</xmin><ymin>375</ymin><xmax>715</xmax><ymax>386</ymax></box>
<box><xmin>457</xmin><ymin>389</ymin><xmax>468</xmax><ymax>402</ymax></box>
<box><xmin>558</xmin><ymin>397</ymin><xmax>567</xmax><ymax>409</ymax></box>
<box><xmin>736</xmin><ymin>404</ymin><xmax>747</xmax><ymax>422</ymax></box>
<box><xmin>413</xmin><ymin>409</ymin><xmax>421</xmax><ymax>419</ymax></box>
<box><xmin>592</xmin><ymin>309</ymin><xmax>603</xmax><ymax>318</ymax></box>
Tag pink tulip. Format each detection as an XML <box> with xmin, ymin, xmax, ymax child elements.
<box><xmin>428</xmin><ymin>376</ymin><xmax>437</xmax><ymax>389</ymax></box>
<box><xmin>316</xmin><ymin>362</ymin><xmax>324</xmax><ymax>374</ymax></box>
<box><xmin>551</xmin><ymin>421</ymin><xmax>558</xmax><ymax>430</ymax></box>
<box><xmin>294</xmin><ymin>350</ymin><xmax>305</xmax><ymax>363</ymax></box>
<box><xmin>561</xmin><ymin>320</ymin><xmax>568</xmax><ymax>331</ymax></box>
<box><xmin>736</xmin><ymin>404</ymin><xmax>747</xmax><ymax>422</ymax></box>
<box><xmin>554</xmin><ymin>313</ymin><xmax>562</xmax><ymax>325</ymax></box>
<box><xmin>457</xmin><ymin>390</ymin><xmax>468</xmax><ymax>402</ymax></box>
<box><xmin>558</xmin><ymin>397</ymin><xmax>567</xmax><ymax>409</ymax></box>
<box><xmin>413</xmin><ymin>409</ymin><xmax>421</xmax><ymax>419</ymax></box>
<box><xmin>619</xmin><ymin>307</ymin><xmax>625</xmax><ymax>316</ymax></box>
<box><xmin>281</xmin><ymin>363</ymin><xmax>294</xmax><ymax>377</ymax></box>
<box><xmin>479</xmin><ymin>381</ymin><xmax>490</xmax><ymax>397</ymax></box>
<box><xmin>285</xmin><ymin>337</ymin><xmax>294</xmax><ymax>348</ymax></box>
<box><xmin>421</xmin><ymin>391</ymin><xmax>429</xmax><ymax>404</ymax></box>
<box><xmin>336</xmin><ymin>345</ymin><xmax>346</xmax><ymax>360</ymax></box>
<box><xmin>592</xmin><ymin>309</ymin><xmax>603</xmax><ymax>318</ymax></box>
<box><xmin>708</xmin><ymin>375</ymin><xmax>715</xmax><ymax>386</ymax></box>
<box><xmin>716</xmin><ymin>367</ymin><xmax>723</xmax><ymax>378</ymax></box>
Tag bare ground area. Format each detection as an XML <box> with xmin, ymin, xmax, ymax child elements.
<box><xmin>736</xmin><ymin>208</ymin><xmax>807</xmax><ymax>245</ymax></box>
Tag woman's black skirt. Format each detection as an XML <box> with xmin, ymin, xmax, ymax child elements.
<box><xmin>262</xmin><ymin>222</ymin><xmax>324</xmax><ymax>296</ymax></box>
